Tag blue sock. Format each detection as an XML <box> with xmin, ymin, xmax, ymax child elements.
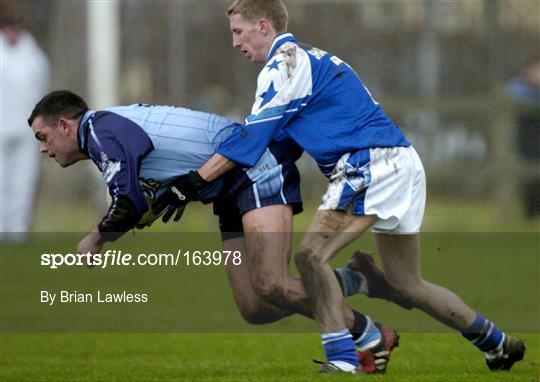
<box><xmin>354</xmin><ymin>315</ymin><xmax>382</xmax><ymax>351</ymax></box>
<box><xmin>322</xmin><ymin>329</ymin><xmax>359</xmax><ymax>367</ymax></box>
<box><xmin>462</xmin><ymin>314</ymin><xmax>505</xmax><ymax>354</ymax></box>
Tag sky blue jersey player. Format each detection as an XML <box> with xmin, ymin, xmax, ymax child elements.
<box><xmin>80</xmin><ymin>103</ymin><xmax>305</xmax><ymax>234</ymax></box>
<box><xmin>79</xmin><ymin>104</ymin><xmax>235</xmax><ymax>224</ymax></box>
<box><xmin>28</xmin><ymin>91</ymin><xmax>303</xmax><ymax>243</ymax></box>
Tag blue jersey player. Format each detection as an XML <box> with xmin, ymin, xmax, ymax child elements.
<box><xmin>154</xmin><ymin>0</ymin><xmax>526</xmax><ymax>374</ymax></box>
<box><xmin>28</xmin><ymin>90</ymin><xmax>407</xmax><ymax>368</ymax></box>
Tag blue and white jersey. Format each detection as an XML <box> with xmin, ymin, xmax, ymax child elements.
<box><xmin>217</xmin><ymin>33</ymin><xmax>410</xmax><ymax>176</ymax></box>
<box><xmin>77</xmin><ymin>104</ymin><xmax>239</xmax><ymax>220</ymax></box>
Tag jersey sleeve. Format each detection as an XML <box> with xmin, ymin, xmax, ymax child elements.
<box><xmin>86</xmin><ymin>112</ymin><xmax>154</xmax><ymax>222</ymax></box>
<box><xmin>217</xmin><ymin>43</ymin><xmax>312</xmax><ymax>167</ymax></box>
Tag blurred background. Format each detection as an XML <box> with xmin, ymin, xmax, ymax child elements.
<box><xmin>1</xmin><ymin>0</ymin><xmax>539</xmax><ymax>233</ymax></box>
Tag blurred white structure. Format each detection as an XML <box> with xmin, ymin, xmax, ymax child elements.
<box><xmin>86</xmin><ymin>1</ymin><xmax>121</xmax><ymax>214</ymax></box>
<box><xmin>87</xmin><ymin>0</ymin><xmax>119</xmax><ymax>109</ymax></box>
<box><xmin>1</xmin><ymin>20</ymin><xmax>49</xmax><ymax>240</ymax></box>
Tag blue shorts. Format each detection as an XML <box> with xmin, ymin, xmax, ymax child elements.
<box><xmin>213</xmin><ymin>143</ymin><xmax>303</xmax><ymax>239</ymax></box>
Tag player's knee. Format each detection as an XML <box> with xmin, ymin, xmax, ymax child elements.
<box><xmin>394</xmin><ymin>289</ymin><xmax>420</xmax><ymax>308</ymax></box>
<box><xmin>237</xmin><ymin>303</ymin><xmax>280</xmax><ymax>325</ymax></box>
<box><xmin>253</xmin><ymin>281</ymin><xmax>286</xmax><ymax>306</ymax></box>
<box><xmin>386</xmin><ymin>276</ymin><xmax>424</xmax><ymax>307</ymax></box>
<box><xmin>240</xmin><ymin>311</ymin><xmax>272</xmax><ymax>325</ymax></box>
<box><xmin>249</xmin><ymin>270</ymin><xmax>288</xmax><ymax>305</ymax></box>
<box><xmin>239</xmin><ymin>310</ymin><xmax>273</xmax><ymax>325</ymax></box>
<box><xmin>294</xmin><ymin>247</ymin><xmax>321</xmax><ymax>272</ymax></box>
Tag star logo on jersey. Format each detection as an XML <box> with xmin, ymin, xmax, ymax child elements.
<box><xmin>266</xmin><ymin>59</ymin><xmax>282</xmax><ymax>72</ymax></box>
<box><xmin>259</xmin><ymin>81</ymin><xmax>278</xmax><ymax>109</ymax></box>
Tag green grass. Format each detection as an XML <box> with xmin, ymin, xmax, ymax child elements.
<box><xmin>3</xmin><ymin>197</ymin><xmax>538</xmax><ymax>380</ymax></box>
<box><xmin>1</xmin><ymin>230</ymin><xmax>538</xmax><ymax>380</ymax></box>
<box><xmin>1</xmin><ymin>333</ymin><xmax>538</xmax><ymax>381</ymax></box>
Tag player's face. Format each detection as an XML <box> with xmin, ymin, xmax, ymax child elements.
<box><xmin>31</xmin><ymin>116</ymin><xmax>81</xmax><ymax>167</ymax></box>
<box><xmin>229</xmin><ymin>13</ymin><xmax>270</xmax><ymax>63</ymax></box>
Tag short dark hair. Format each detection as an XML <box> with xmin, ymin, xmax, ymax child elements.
<box><xmin>28</xmin><ymin>90</ymin><xmax>89</xmax><ymax>127</ymax></box>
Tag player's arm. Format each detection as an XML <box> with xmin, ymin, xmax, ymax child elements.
<box><xmin>77</xmin><ymin>226</ymin><xmax>103</xmax><ymax>261</ymax></box>
<box><xmin>215</xmin><ymin>44</ymin><xmax>312</xmax><ymax>168</ymax></box>
<box><xmin>77</xmin><ymin>118</ymin><xmax>152</xmax><ymax>253</ymax></box>
<box><xmin>150</xmin><ymin>153</ymin><xmax>235</xmax><ymax>223</ymax></box>
<box><xmin>198</xmin><ymin>153</ymin><xmax>236</xmax><ymax>182</ymax></box>
<box><xmin>153</xmin><ymin>46</ymin><xmax>311</xmax><ymax>218</ymax></box>
<box><xmin>76</xmin><ymin>194</ymin><xmax>141</xmax><ymax>258</ymax></box>
<box><xmin>198</xmin><ymin>44</ymin><xmax>312</xmax><ymax>180</ymax></box>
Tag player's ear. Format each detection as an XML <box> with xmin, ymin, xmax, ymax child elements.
<box><xmin>58</xmin><ymin>117</ymin><xmax>70</xmax><ymax>136</ymax></box>
<box><xmin>258</xmin><ymin>18</ymin><xmax>272</xmax><ymax>36</ymax></box>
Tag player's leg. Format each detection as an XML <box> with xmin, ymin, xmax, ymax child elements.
<box><xmin>216</xmin><ymin>204</ymin><xmax>292</xmax><ymax>324</ymax></box>
<box><xmin>215</xmin><ymin>197</ymin><xmax>346</xmax><ymax>325</ymax></box>
<box><xmin>295</xmin><ymin>210</ymin><xmax>375</xmax><ymax>331</ymax></box>
<box><xmin>375</xmin><ymin>232</ymin><xmax>525</xmax><ymax>370</ymax></box>
<box><xmin>219</xmin><ymin>216</ymin><xmax>372</xmax><ymax>327</ymax></box>
<box><xmin>215</xmin><ymin>146</ymin><xmax>398</xmax><ymax>372</ymax></box>
<box><xmin>375</xmin><ymin>233</ymin><xmax>476</xmax><ymax>328</ymax></box>
<box><xmin>218</xmin><ymin>203</ymin><xmax>372</xmax><ymax>333</ymax></box>
<box><xmin>344</xmin><ymin>250</ymin><xmax>415</xmax><ymax>309</ymax></box>
<box><xmin>241</xmin><ymin>205</ymin><xmax>311</xmax><ymax>315</ymax></box>
<box><xmin>218</xmin><ymin>189</ymin><xmax>393</xmax><ymax>374</ymax></box>
<box><xmin>295</xmin><ymin>210</ymin><xmax>383</xmax><ymax>373</ymax></box>
<box><xmin>244</xmin><ymin>206</ymin><xmax>394</xmax><ymax>373</ymax></box>
<box><xmin>240</xmin><ymin>205</ymin><xmax>371</xmax><ymax>330</ymax></box>
<box><xmin>222</xmin><ymin>234</ymin><xmax>294</xmax><ymax>324</ymax></box>
<box><xmin>293</xmin><ymin>147</ymin><xmax>405</xmax><ymax>373</ymax></box>
<box><xmin>368</xmin><ymin>145</ymin><xmax>475</xmax><ymax>328</ymax></box>
<box><xmin>370</xmin><ymin>145</ymin><xmax>525</xmax><ymax>371</ymax></box>
<box><xmin>293</xmin><ymin>148</ymin><xmax>380</xmax><ymax>334</ymax></box>
<box><xmin>219</xmin><ymin>147</ymin><xmax>372</xmax><ymax>325</ymax></box>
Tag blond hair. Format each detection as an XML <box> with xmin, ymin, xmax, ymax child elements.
<box><xmin>227</xmin><ymin>0</ymin><xmax>288</xmax><ymax>34</ymax></box>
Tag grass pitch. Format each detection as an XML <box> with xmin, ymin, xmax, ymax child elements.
<box><xmin>1</xmin><ymin>333</ymin><xmax>538</xmax><ymax>381</ymax></box>
<box><xmin>1</xmin><ymin>198</ymin><xmax>539</xmax><ymax>381</ymax></box>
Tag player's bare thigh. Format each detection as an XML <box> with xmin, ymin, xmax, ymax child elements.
<box><xmin>299</xmin><ymin>210</ymin><xmax>376</xmax><ymax>261</ymax></box>
<box><xmin>242</xmin><ymin>205</ymin><xmax>316</xmax><ymax>310</ymax></box>
<box><xmin>222</xmin><ymin>236</ymin><xmax>290</xmax><ymax>323</ymax></box>
<box><xmin>222</xmin><ymin>236</ymin><xmax>255</xmax><ymax>303</ymax></box>
<box><xmin>241</xmin><ymin>205</ymin><xmax>293</xmax><ymax>279</ymax></box>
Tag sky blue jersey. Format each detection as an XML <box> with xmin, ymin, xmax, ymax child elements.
<box><xmin>217</xmin><ymin>33</ymin><xmax>410</xmax><ymax>175</ymax></box>
<box><xmin>77</xmin><ymin>104</ymin><xmax>239</xmax><ymax>220</ymax></box>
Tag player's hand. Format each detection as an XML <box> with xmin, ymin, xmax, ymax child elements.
<box><xmin>77</xmin><ymin>228</ymin><xmax>103</xmax><ymax>267</ymax></box>
<box><xmin>152</xmin><ymin>171</ymin><xmax>208</xmax><ymax>223</ymax></box>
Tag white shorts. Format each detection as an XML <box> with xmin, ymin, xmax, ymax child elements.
<box><xmin>318</xmin><ymin>146</ymin><xmax>426</xmax><ymax>234</ymax></box>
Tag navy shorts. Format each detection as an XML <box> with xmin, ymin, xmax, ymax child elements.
<box><xmin>213</xmin><ymin>143</ymin><xmax>303</xmax><ymax>240</ymax></box>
